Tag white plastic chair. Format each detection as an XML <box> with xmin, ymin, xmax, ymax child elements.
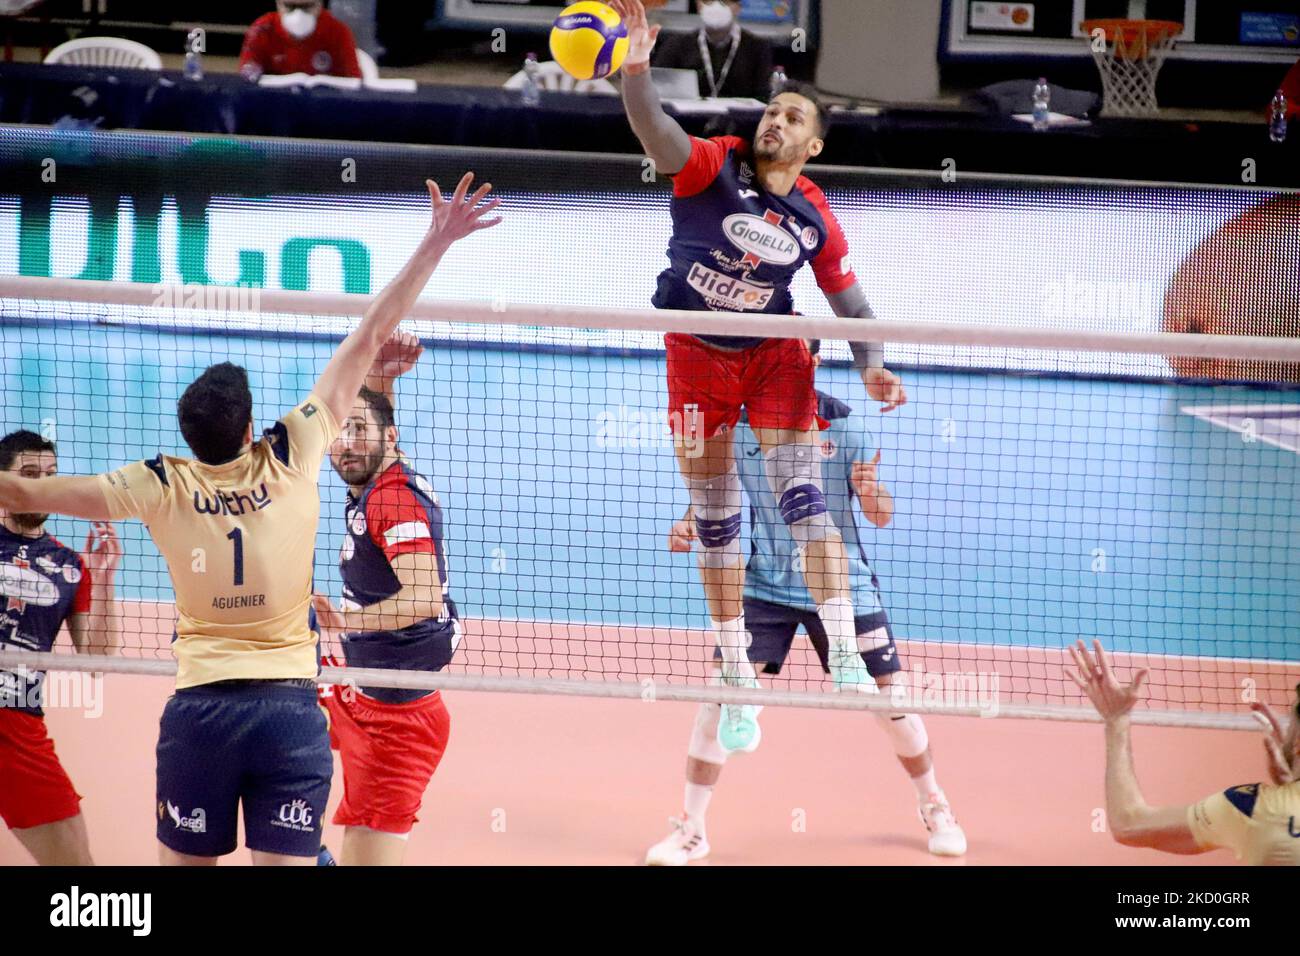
<box><xmin>504</xmin><ymin>59</ymin><xmax>618</xmax><ymax>96</ymax></box>
<box><xmin>355</xmin><ymin>48</ymin><xmax>379</xmax><ymax>82</ymax></box>
<box><xmin>44</xmin><ymin>37</ymin><xmax>163</xmax><ymax>71</ymax></box>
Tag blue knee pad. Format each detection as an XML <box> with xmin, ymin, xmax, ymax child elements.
<box><xmin>686</xmin><ymin>469</ymin><xmax>742</xmax><ymax>569</ymax></box>
<box><xmin>763</xmin><ymin>444</ymin><xmax>837</xmax><ymax>546</ymax></box>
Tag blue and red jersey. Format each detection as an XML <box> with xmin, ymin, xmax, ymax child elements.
<box><xmin>338</xmin><ymin>458</ymin><xmax>458</xmax><ymax>703</ymax></box>
<box><xmin>653</xmin><ymin>135</ymin><xmax>858</xmax><ymax>348</ymax></box>
<box><xmin>0</xmin><ymin>526</ymin><xmax>92</xmax><ymax>717</ymax></box>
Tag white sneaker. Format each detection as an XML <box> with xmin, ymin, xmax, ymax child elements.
<box><xmin>919</xmin><ymin>792</ymin><xmax>967</xmax><ymax>857</ymax></box>
<box><xmin>644</xmin><ymin>817</ymin><xmax>710</xmax><ymax>866</ymax></box>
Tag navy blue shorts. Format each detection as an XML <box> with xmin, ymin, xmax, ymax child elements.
<box><xmin>711</xmin><ymin>597</ymin><xmax>901</xmax><ymax>677</ymax></box>
<box><xmin>156</xmin><ymin>681</ymin><xmax>331</xmax><ymax>858</ymax></box>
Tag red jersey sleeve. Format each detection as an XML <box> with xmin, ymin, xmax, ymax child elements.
<box><xmin>72</xmin><ymin>556</ymin><xmax>92</xmax><ymax>614</ymax></box>
<box><xmin>366</xmin><ymin>484</ymin><xmax>437</xmax><ymax>563</ymax></box>
<box><xmin>672</xmin><ymin>135</ymin><xmax>747</xmax><ymax>198</ymax></box>
<box><xmin>800</xmin><ymin>178</ymin><xmax>858</xmax><ymax>295</ymax></box>
<box><xmin>238</xmin><ymin>15</ymin><xmax>277</xmax><ymax>73</ymax></box>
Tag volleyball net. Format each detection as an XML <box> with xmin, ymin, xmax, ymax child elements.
<box><xmin>1</xmin><ymin>275</ymin><xmax>1298</xmax><ymax>730</ymax></box>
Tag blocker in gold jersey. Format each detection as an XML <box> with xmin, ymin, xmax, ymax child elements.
<box><xmin>97</xmin><ymin>394</ymin><xmax>338</xmax><ymax>689</ymax></box>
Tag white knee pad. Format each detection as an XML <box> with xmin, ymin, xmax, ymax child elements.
<box><xmin>763</xmin><ymin>444</ymin><xmax>837</xmax><ymax>547</ymax></box>
<box><xmin>874</xmin><ymin>712</ymin><xmax>928</xmax><ymax>759</ymax></box>
<box><xmin>688</xmin><ymin>702</ymin><xmax>728</xmax><ymax>765</ymax></box>
<box><xmin>686</xmin><ymin>468</ymin><xmax>743</xmax><ymax>570</ymax></box>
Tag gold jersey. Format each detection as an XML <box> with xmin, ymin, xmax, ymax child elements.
<box><xmin>1188</xmin><ymin>780</ymin><xmax>1300</xmax><ymax>866</ymax></box>
<box><xmin>97</xmin><ymin>395</ymin><xmax>339</xmax><ymax>688</ymax></box>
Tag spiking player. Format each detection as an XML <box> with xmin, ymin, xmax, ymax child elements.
<box><xmin>0</xmin><ymin>173</ymin><xmax>500</xmax><ymax>865</ymax></box>
<box><xmin>646</xmin><ymin>343</ymin><xmax>965</xmax><ymax>864</ymax></box>
<box><xmin>0</xmin><ymin>430</ymin><xmax>121</xmax><ymax>865</ymax></box>
<box><xmin>312</xmin><ymin>331</ymin><xmax>458</xmax><ymax>866</ymax></box>
<box><xmin>611</xmin><ymin>0</ymin><xmax>907</xmax><ymax>752</ymax></box>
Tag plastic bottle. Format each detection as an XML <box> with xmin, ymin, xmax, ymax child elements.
<box><xmin>522</xmin><ymin>53</ymin><xmax>541</xmax><ymax>107</ymax></box>
<box><xmin>183</xmin><ymin>28</ymin><xmax>204</xmax><ymax>81</ymax></box>
<box><xmin>1032</xmin><ymin>77</ymin><xmax>1050</xmax><ymax>131</ymax></box>
<box><xmin>1269</xmin><ymin>89</ymin><xmax>1288</xmax><ymax>143</ymax></box>
<box><xmin>769</xmin><ymin>64</ymin><xmax>787</xmax><ymax>100</ymax></box>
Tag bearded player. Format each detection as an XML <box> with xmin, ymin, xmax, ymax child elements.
<box><xmin>0</xmin><ymin>173</ymin><xmax>500</xmax><ymax>865</ymax></box>
<box><xmin>313</xmin><ymin>331</ymin><xmax>458</xmax><ymax>866</ymax></box>
<box><xmin>0</xmin><ymin>430</ymin><xmax>121</xmax><ymax>865</ymax></box>
<box><xmin>611</xmin><ymin>0</ymin><xmax>907</xmax><ymax>752</ymax></box>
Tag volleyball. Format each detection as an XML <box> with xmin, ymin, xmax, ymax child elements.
<box><xmin>549</xmin><ymin>2</ymin><xmax>630</xmax><ymax>81</ymax></box>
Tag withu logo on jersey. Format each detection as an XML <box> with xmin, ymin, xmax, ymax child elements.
<box><xmin>192</xmin><ymin>483</ymin><xmax>272</xmax><ymax>517</ymax></box>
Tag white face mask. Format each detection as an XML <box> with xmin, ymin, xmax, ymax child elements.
<box><xmin>280</xmin><ymin>9</ymin><xmax>318</xmax><ymax>40</ymax></box>
<box><xmin>699</xmin><ymin>2</ymin><xmax>734</xmax><ymax>32</ymax></box>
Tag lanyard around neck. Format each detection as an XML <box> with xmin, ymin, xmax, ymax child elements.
<box><xmin>697</xmin><ymin>27</ymin><xmax>741</xmax><ymax>99</ymax></box>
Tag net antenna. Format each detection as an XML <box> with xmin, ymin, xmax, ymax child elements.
<box><xmin>1081</xmin><ymin>18</ymin><xmax>1182</xmax><ymax>117</ymax></box>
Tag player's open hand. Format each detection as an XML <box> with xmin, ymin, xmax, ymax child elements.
<box><xmin>668</xmin><ymin>513</ymin><xmax>696</xmax><ymax>552</ymax></box>
<box><xmin>1069</xmin><ymin>639</ymin><xmax>1148</xmax><ymax>723</ymax></box>
<box><xmin>862</xmin><ymin>367</ymin><xmax>907</xmax><ymax>413</ymax></box>
<box><xmin>82</xmin><ymin>522</ymin><xmax>121</xmax><ymax>577</ymax></box>
<box><xmin>425</xmin><ymin>173</ymin><xmax>502</xmax><ymax>246</ymax></box>
<box><xmin>370</xmin><ymin>330</ymin><xmax>424</xmax><ymax>384</ymax></box>
<box><xmin>312</xmin><ymin>594</ymin><xmax>349</xmax><ymax>634</ymax></box>
<box><xmin>1250</xmin><ymin>701</ymin><xmax>1296</xmax><ymax>786</ymax></box>
<box><xmin>609</xmin><ymin>0</ymin><xmax>660</xmax><ymax>69</ymax></box>
<box><xmin>850</xmin><ymin>450</ymin><xmax>882</xmax><ymax>500</ymax></box>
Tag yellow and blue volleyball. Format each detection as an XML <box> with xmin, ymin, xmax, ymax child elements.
<box><xmin>549</xmin><ymin>2</ymin><xmax>630</xmax><ymax>81</ymax></box>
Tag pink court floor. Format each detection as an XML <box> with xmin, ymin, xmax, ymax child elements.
<box><xmin>0</xmin><ymin>670</ymin><xmax>1278</xmax><ymax>866</ymax></box>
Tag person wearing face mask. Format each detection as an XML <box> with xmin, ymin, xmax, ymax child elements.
<box><xmin>651</xmin><ymin>0</ymin><xmax>773</xmax><ymax>100</ymax></box>
<box><xmin>239</xmin><ymin>0</ymin><xmax>363</xmax><ymax>81</ymax></box>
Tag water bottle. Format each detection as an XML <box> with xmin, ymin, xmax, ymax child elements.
<box><xmin>522</xmin><ymin>53</ymin><xmax>541</xmax><ymax>107</ymax></box>
<box><xmin>1032</xmin><ymin>77</ymin><xmax>1050</xmax><ymax>131</ymax></box>
<box><xmin>769</xmin><ymin>64</ymin><xmax>787</xmax><ymax>100</ymax></box>
<box><xmin>1269</xmin><ymin>89</ymin><xmax>1288</xmax><ymax>143</ymax></box>
<box><xmin>183</xmin><ymin>28</ymin><xmax>204</xmax><ymax>81</ymax></box>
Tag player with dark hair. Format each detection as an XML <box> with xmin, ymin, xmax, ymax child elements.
<box><xmin>646</xmin><ymin>344</ymin><xmax>965</xmax><ymax>864</ymax></box>
<box><xmin>1072</xmin><ymin>639</ymin><xmax>1300</xmax><ymax>865</ymax></box>
<box><xmin>0</xmin><ymin>429</ymin><xmax>121</xmax><ymax>865</ymax></box>
<box><xmin>0</xmin><ymin>174</ymin><xmax>500</xmax><ymax>865</ymax></box>
<box><xmin>313</xmin><ymin>330</ymin><xmax>459</xmax><ymax>866</ymax></box>
<box><xmin>612</xmin><ymin>0</ymin><xmax>907</xmax><ymax>754</ymax></box>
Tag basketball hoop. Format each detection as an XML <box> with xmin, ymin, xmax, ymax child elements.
<box><xmin>1081</xmin><ymin>19</ymin><xmax>1182</xmax><ymax>118</ymax></box>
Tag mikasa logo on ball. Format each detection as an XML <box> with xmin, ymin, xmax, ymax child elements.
<box><xmin>723</xmin><ymin>214</ymin><xmax>800</xmax><ymax>266</ymax></box>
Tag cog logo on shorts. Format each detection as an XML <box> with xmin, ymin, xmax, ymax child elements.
<box><xmin>820</xmin><ymin>438</ymin><xmax>837</xmax><ymax>458</ymax></box>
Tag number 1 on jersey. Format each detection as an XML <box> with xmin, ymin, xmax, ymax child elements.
<box><xmin>226</xmin><ymin>528</ymin><xmax>244</xmax><ymax>586</ymax></box>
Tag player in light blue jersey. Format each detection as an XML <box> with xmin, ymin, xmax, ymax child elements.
<box><xmin>646</xmin><ymin>341</ymin><xmax>966</xmax><ymax>864</ymax></box>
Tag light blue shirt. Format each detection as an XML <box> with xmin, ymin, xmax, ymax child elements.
<box><xmin>736</xmin><ymin>391</ymin><xmax>885</xmax><ymax>615</ymax></box>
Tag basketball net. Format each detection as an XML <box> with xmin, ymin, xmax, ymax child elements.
<box><xmin>1082</xmin><ymin>20</ymin><xmax>1181</xmax><ymax>118</ymax></box>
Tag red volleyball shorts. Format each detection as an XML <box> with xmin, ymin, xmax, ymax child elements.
<box><xmin>323</xmin><ymin>687</ymin><xmax>450</xmax><ymax>835</ymax></box>
<box><xmin>665</xmin><ymin>333</ymin><xmax>820</xmax><ymax>440</ymax></box>
<box><xmin>0</xmin><ymin>709</ymin><xmax>82</xmax><ymax>830</ymax></box>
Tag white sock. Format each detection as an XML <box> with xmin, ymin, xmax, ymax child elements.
<box><xmin>817</xmin><ymin>597</ymin><xmax>857</xmax><ymax>656</ymax></box>
<box><xmin>713</xmin><ymin>616</ymin><xmax>756</xmax><ymax>683</ymax></box>
<box><xmin>911</xmin><ymin>768</ymin><xmax>941</xmax><ymax>802</ymax></box>
<box><xmin>684</xmin><ymin>783</ymin><xmax>713</xmax><ymax>833</ymax></box>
